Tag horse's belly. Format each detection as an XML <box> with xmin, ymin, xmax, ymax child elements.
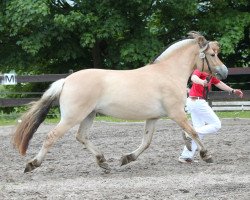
<box><xmin>96</xmin><ymin>101</ymin><xmax>166</xmax><ymax>120</ymax></box>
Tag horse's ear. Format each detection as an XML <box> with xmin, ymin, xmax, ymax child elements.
<box><xmin>187</xmin><ymin>31</ymin><xmax>201</xmax><ymax>39</ymax></box>
<box><xmin>197</xmin><ymin>36</ymin><xmax>208</xmax><ymax>49</ymax></box>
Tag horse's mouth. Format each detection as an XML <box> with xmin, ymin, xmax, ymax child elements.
<box><xmin>214</xmin><ymin>65</ymin><xmax>228</xmax><ymax>80</ymax></box>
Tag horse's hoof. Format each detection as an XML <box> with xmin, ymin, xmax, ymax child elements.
<box><xmin>24</xmin><ymin>159</ymin><xmax>40</xmax><ymax>173</ymax></box>
<box><xmin>200</xmin><ymin>150</ymin><xmax>213</xmax><ymax>163</ymax></box>
<box><xmin>96</xmin><ymin>155</ymin><xmax>110</xmax><ymax>172</ymax></box>
<box><xmin>99</xmin><ymin>162</ymin><xmax>111</xmax><ymax>172</ymax></box>
<box><xmin>24</xmin><ymin>163</ymin><xmax>36</xmax><ymax>173</ymax></box>
<box><xmin>120</xmin><ymin>156</ymin><xmax>128</xmax><ymax>166</ymax></box>
<box><xmin>120</xmin><ymin>154</ymin><xmax>136</xmax><ymax>166</ymax></box>
<box><xmin>204</xmin><ymin>157</ymin><xmax>214</xmax><ymax>163</ymax></box>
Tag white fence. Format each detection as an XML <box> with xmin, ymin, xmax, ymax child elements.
<box><xmin>211</xmin><ymin>101</ymin><xmax>250</xmax><ymax>111</ymax></box>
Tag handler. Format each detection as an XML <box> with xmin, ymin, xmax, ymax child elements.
<box><xmin>179</xmin><ymin>69</ymin><xmax>243</xmax><ymax>163</ymax></box>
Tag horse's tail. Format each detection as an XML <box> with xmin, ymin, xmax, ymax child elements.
<box><xmin>12</xmin><ymin>78</ymin><xmax>65</xmax><ymax>156</ymax></box>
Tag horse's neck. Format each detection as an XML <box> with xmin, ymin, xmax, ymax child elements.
<box><xmin>157</xmin><ymin>45</ymin><xmax>198</xmax><ymax>83</ymax></box>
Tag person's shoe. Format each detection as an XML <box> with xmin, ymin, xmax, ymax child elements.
<box><xmin>178</xmin><ymin>157</ymin><xmax>193</xmax><ymax>163</ymax></box>
<box><xmin>182</xmin><ymin>131</ymin><xmax>192</xmax><ymax>151</ymax></box>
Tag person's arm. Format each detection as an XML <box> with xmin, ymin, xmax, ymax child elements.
<box><xmin>215</xmin><ymin>81</ymin><xmax>243</xmax><ymax>98</ymax></box>
<box><xmin>191</xmin><ymin>75</ymin><xmax>207</xmax><ymax>86</ymax></box>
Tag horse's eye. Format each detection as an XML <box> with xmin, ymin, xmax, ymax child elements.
<box><xmin>211</xmin><ymin>54</ymin><xmax>215</xmax><ymax>57</ymax></box>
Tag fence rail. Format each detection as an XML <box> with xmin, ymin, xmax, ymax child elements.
<box><xmin>208</xmin><ymin>90</ymin><xmax>250</xmax><ymax>101</ymax></box>
<box><xmin>228</xmin><ymin>67</ymin><xmax>250</xmax><ymax>75</ymax></box>
<box><xmin>211</xmin><ymin>101</ymin><xmax>250</xmax><ymax>111</ymax></box>
<box><xmin>0</xmin><ymin>74</ymin><xmax>68</xmax><ymax>83</ymax></box>
<box><xmin>0</xmin><ymin>98</ymin><xmax>39</xmax><ymax>107</ymax></box>
<box><xmin>1</xmin><ymin>68</ymin><xmax>250</xmax><ymax>110</ymax></box>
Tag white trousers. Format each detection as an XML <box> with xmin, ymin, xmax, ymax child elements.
<box><xmin>180</xmin><ymin>98</ymin><xmax>221</xmax><ymax>159</ymax></box>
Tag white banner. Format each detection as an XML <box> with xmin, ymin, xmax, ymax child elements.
<box><xmin>2</xmin><ymin>73</ymin><xmax>17</xmax><ymax>85</ymax></box>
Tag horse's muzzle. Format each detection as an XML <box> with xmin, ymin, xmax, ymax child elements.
<box><xmin>214</xmin><ymin>65</ymin><xmax>228</xmax><ymax>80</ymax></box>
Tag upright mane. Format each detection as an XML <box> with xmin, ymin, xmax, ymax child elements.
<box><xmin>152</xmin><ymin>31</ymin><xmax>208</xmax><ymax>64</ymax></box>
<box><xmin>153</xmin><ymin>39</ymin><xmax>195</xmax><ymax>63</ymax></box>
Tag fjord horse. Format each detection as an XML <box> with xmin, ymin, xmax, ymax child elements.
<box><xmin>13</xmin><ymin>32</ymin><xmax>228</xmax><ymax>173</ymax></box>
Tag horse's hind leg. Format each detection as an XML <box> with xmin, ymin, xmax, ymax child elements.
<box><xmin>120</xmin><ymin>119</ymin><xmax>158</xmax><ymax>166</ymax></box>
<box><xmin>24</xmin><ymin>120</ymin><xmax>74</xmax><ymax>172</ymax></box>
<box><xmin>76</xmin><ymin>112</ymin><xmax>110</xmax><ymax>172</ymax></box>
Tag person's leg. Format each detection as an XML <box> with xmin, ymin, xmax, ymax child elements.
<box><xmin>194</xmin><ymin>100</ymin><xmax>221</xmax><ymax>135</ymax></box>
<box><xmin>179</xmin><ymin>99</ymin><xmax>205</xmax><ymax>161</ymax></box>
<box><xmin>179</xmin><ymin>99</ymin><xmax>221</xmax><ymax>162</ymax></box>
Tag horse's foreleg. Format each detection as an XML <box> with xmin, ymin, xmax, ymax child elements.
<box><xmin>120</xmin><ymin>119</ymin><xmax>158</xmax><ymax>166</ymax></box>
<box><xmin>24</xmin><ymin>121</ymin><xmax>73</xmax><ymax>173</ymax></box>
<box><xmin>174</xmin><ymin>114</ymin><xmax>213</xmax><ymax>163</ymax></box>
<box><xmin>76</xmin><ymin>112</ymin><xmax>110</xmax><ymax>172</ymax></box>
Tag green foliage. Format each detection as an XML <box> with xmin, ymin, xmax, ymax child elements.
<box><xmin>0</xmin><ymin>0</ymin><xmax>248</xmax><ymax>79</ymax></box>
<box><xmin>5</xmin><ymin>0</ymin><xmax>50</xmax><ymax>36</ymax></box>
<box><xmin>0</xmin><ymin>0</ymin><xmax>249</xmax><ymax>73</ymax></box>
<box><xmin>215</xmin><ymin>111</ymin><xmax>250</xmax><ymax>118</ymax></box>
<box><xmin>120</xmin><ymin>36</ymin><xmax>162</xmax><ymax>67</ymax></box>
<box><xmin>196</xmin><ymin>0</ymin><xmax>250</xmax><ymax>66</ymax></box>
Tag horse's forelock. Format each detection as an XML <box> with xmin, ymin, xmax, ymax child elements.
<box><xmin>209</xmin><ymin>41</ymin><xmax>221</xmax><ymax>53</ymax></box>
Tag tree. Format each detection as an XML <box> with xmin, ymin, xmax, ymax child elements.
<box><xmin>0</xmin><ymin>0</ymin><xmax>163</xmax><ymax>73</ymax></box>
<box><xmin>0</xmin><ymin>0</ymin><xmax>249</xmax><ymax>75</ymax></box>
<box><xmin>148</xmin><ymin>0</ymin><xmax>250</xmax><ymax>67</ymax></box>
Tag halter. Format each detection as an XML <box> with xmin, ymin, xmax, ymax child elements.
<box><xmin>203</xmin><ymin>75</ymin><xmax>211</xmax><ymax>100</ymax></box>
<box><xmin>199</xmin><ymin>42</ymin><xmax>213</xmax><ymax>100</ymax></box>
<box><xmin>199</xmin><ymin>42</ymin><xmax>213</xmax><ymax>74</ymax></box>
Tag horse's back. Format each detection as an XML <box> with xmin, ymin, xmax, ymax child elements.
<box><xmin>59</xmin><ymin>67</ymin><xmax>169</xmax><ymax>120</ymax></box>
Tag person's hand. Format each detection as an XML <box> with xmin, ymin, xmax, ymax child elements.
<box><xmin>233</xmin><ymin>89</ymin><xmax>243</xmax><ymax>98</ymax></box>
<box><xmin>201</xmin><ymin>79</ymin><xmax>208</xmax><ymax>87</ymax></box>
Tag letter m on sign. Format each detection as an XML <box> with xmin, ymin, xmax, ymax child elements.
<box><xmin>3</xmin><ymin>73</ymin><xmax>17</xmax><ymax>85</ymax></box>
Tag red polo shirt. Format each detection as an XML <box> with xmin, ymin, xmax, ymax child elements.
<box><xmin>189</xmin><ymin>69</ymin><xmax>220</xmax><ymax>98</ymax></box>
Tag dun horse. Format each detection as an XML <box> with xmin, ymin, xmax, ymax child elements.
<box><xmin>13</xmin><ymin>32</ymin><xmax>228</xmax><ymax>173</ymax></box>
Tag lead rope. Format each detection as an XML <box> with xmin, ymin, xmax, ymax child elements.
<box><xmin>203</xmin><ymin>76</ymin><xmax>211</xmax><ymax>100</ymax></box>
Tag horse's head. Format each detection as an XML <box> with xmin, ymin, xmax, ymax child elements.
<box><xmin>189</xmin><ymin>31</ymin><xmax>228</xmax><ymax>80</ymax></box>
